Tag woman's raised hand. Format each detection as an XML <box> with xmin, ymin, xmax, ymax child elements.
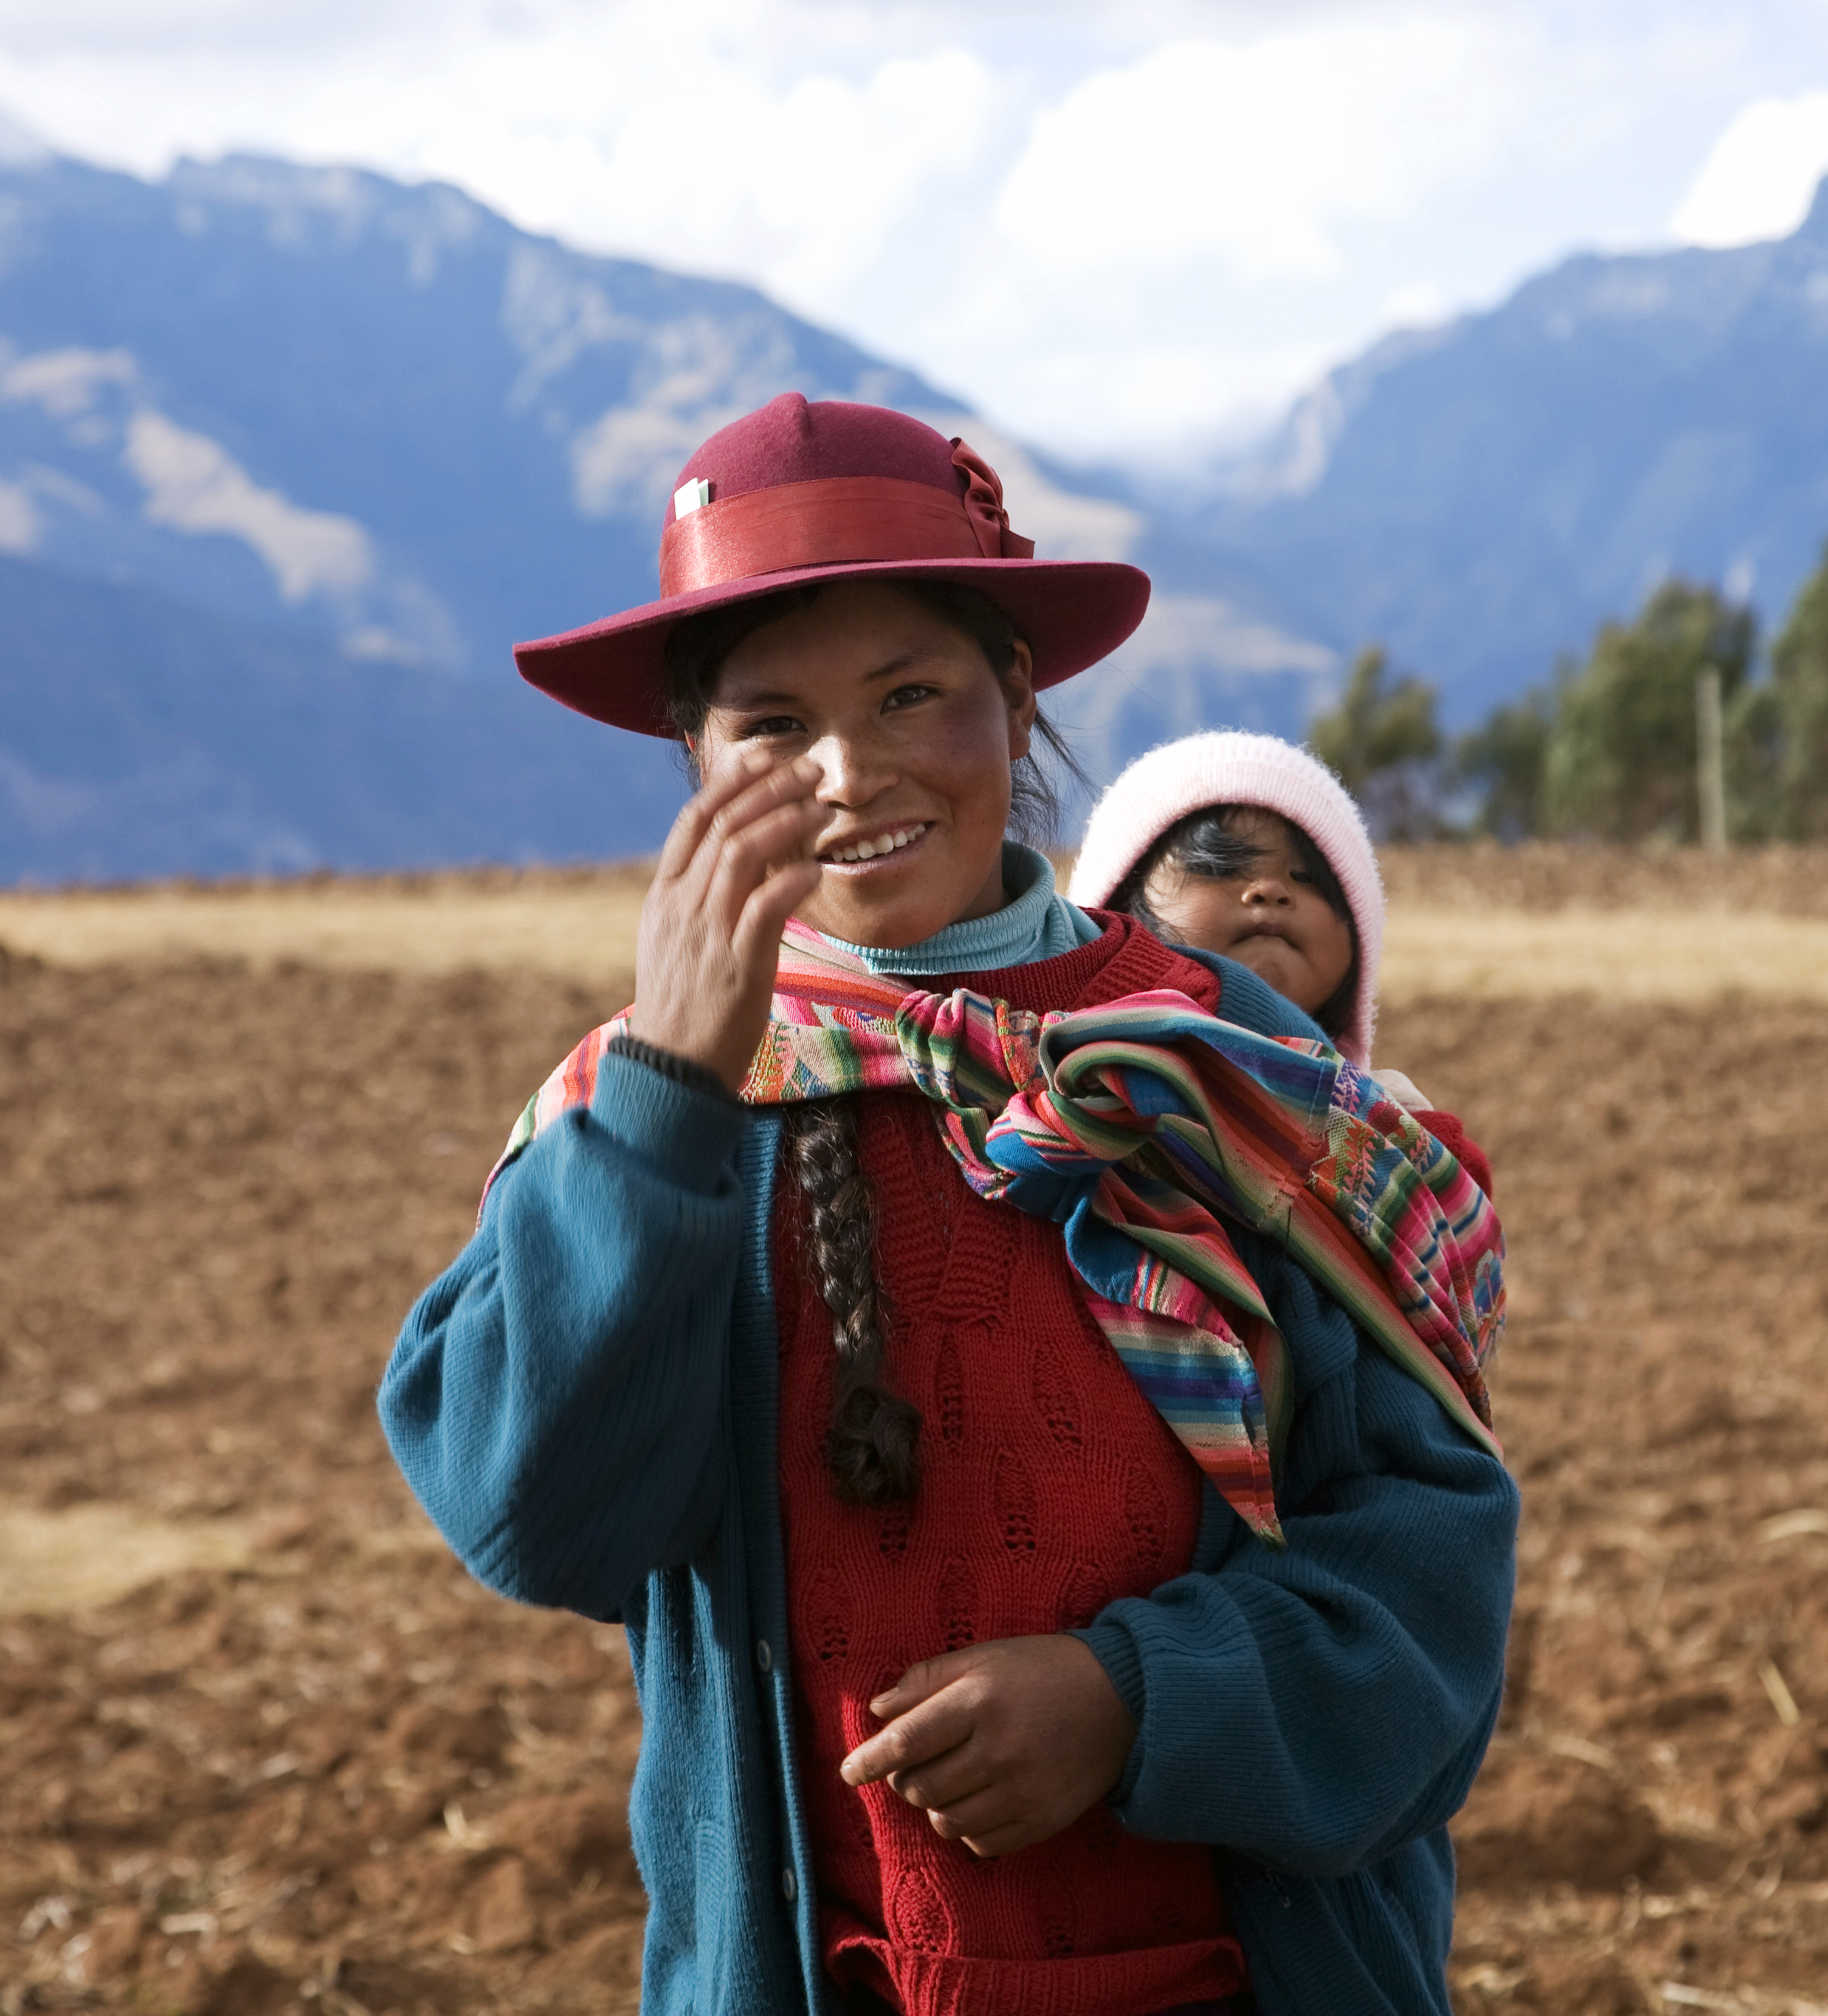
<box><xmin>839</xmin><ymin>1635</ymin><xmax>1136</xmax><ymax>1860</ymax></box>
<box><xmin>628</xmin><ymin>749</ymin><xmax>825</xmax><ymax>1093</ymax></box>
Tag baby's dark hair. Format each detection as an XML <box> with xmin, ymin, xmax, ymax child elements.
<box><xmin>663</xmin><ymin>575</ymin><xmax>1082</xmax><ymax>1504</ymax></box>
<box><xmin>1110</xmin><ymin>805</ymin><xmax>1360</xmax><ymax>1039</ymax></box>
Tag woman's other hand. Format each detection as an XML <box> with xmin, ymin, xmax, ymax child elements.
<box><xmin>628</xmin><ymin>749</ymin><xmax>825</xmax><ymax>1093</ymax></box>
<box><xmin>839</xmin><ymin>1635</ymin><xmax>1137</xmax><ymax>1859</ymax></box>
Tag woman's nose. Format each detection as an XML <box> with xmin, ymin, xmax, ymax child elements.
<box><xmin>808</xmin><ymin>732</ymin><xmax>896</xmax><ymax>807</ymax></box>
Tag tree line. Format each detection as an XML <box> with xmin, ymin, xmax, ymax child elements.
<box><xmin>1308</xmin><ymin>540</ymin><xmax>1828</xmax><ymax>842</ymax></box>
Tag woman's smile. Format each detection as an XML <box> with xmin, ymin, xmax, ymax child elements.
<box><xmin>818</xmin><ymin>819</ymin><xmax>932</xmax><ymax>867</ymax></box>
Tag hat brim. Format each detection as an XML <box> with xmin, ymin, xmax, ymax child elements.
<box><xmin>512</xmin><ymin>557</ymin><xmax>1152</xmax><ymax>735</ymax></box>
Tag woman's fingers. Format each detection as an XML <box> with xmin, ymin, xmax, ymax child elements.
<box><xmin>628</xmin><ymin>749</ymin><xmax>825</xmax><ymax>1090</ymax></box>
<box><xmin>921</xmin><ymin>1785</ymin><xmax>1014</xmax><ymax>1845</ymax></box>
<box><xmin>841</xmin><ymin>1638</ymin><xmax>1136</xmax><ymax>1861</ymax></box>
<box><xmin>656</xmin><ymin>746</ymin><xmax>801</xmax><ymax>881</ymax></box>
<box><xmin>736</xmin><ymin>854</ymin><xmax>823</xmax><ymax>963</ymax></box>
<box><xmin>887</xmin><ymin>1743</ymin><xmax>994</xmax><ymax>1816</ymax></box>
<box><xmin>949</xmin><ymin>1817</ymin><xmax>1034</xmax><ymax>1861</ymax></box>
<box><xmin>678</xmin><ymin>753</ymin><xmax>822</xmax><ymax>899</ymax></box>
<box><xmin>867</xmin><ymin>1651</ymin><xmax>974</xmax><ymax>1723</ymax></box>
<box><xmin>840</xmin><ymin>1683</ymin><xmax>976</xmax><ymax>1787</ymax></box>
<box><xmin>703</xmin><ymin>791</ymin><xmax>824</xmax><ymax>935</ymax></box>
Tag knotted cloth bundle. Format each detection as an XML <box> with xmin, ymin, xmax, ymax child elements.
<box><xmin>485</xmin><ymin>921</ymin><xmax>1505</xmax><ymax>1546</ymax></box>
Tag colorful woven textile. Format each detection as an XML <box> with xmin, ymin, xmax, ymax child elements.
<box><xmin>485</xmin><ymin>921</ymin><xmax>1504</xmax><ymax>1544</ymax></box>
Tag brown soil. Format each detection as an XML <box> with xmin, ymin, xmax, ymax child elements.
<box><xmin>1401</xmin><ymin>991</ymin><xmax>1828</xmax><ymax>2015</ymax></box>
<box><xmin>1</xmin><ymin>943</ymin><xmax>1824</xmax><ymax>2014</ymax></box>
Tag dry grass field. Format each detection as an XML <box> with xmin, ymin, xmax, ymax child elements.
<box><xmin>3</xmin><ymin>842</ymin><xmax>1827</xmax><ymax>1004</ymax></box>
<box><xmin>1</xmin><ymin>846</ymin><xmax>1825</xmax><ymax>2016</ymax></box>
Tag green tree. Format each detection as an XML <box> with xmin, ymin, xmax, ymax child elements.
<box><xmin>1760</xmin><ymin>543</ymin><xmax>1828</xmax><ymax>838</ymax></box>
<box><xmin>1454</xmin><ymin>684</ymin><xmax>1552</xmax><ymax>839</ymax></box>
<box><xmin>1724</xmin><ymin>678</ymin><xmax>1787</xmax><ymax>839</ymax></box>
<box><xmin>1309</xmin><ymin>646</ymin><xmax>1443</xmax><ymax>839</ymax></box>
<box><xmin>1543</xmin><ymin>580</ymin><xmax>1755</xmax><ymax>842</ymax></box>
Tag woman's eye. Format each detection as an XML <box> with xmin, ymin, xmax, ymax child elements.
<box><xmin>884</xmin><ymin>684</ymin><xmax>936</xmax><ymax>712</ymax></box>
<box><xmin>740</xmin><ymin>716</ymin><xmax>802</xmax><ymax>739</ymax></box>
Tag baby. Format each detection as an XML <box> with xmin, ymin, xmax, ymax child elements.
<box><xmin>1069</xmin><ymin>729</ymin><xmax>1492</xmax><ymax>1194</ymax></box>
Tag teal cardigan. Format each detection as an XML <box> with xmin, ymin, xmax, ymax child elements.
<box><xmin>379</xmin><ymin>951</ymin><xmax>1517</xmax><ymax>2015</ymax></box>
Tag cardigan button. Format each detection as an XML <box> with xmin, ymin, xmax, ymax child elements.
<box><xmin>780</xmin><ymin>1865</ymin><xmax>798</xmax><ymax>1905</ymax></box>
<box><xmin>755</xmin><ymin>1638</ymin><xmax>773</xmax><ymax>1673</ymax></box>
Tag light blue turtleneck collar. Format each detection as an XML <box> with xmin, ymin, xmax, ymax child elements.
<box><xmin>825</xmin><ymin>843</ymin><xmax>1102</xmax><ymax>977</ymax></box>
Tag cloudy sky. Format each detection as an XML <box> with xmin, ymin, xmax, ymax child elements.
<box><xmin>4</xmin><ymin>1</ymin><xmax>1828</xmax><ymax>467</ymax></box>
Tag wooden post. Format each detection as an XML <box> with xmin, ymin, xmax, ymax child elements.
<box><xmin>1696</xmin><ymin>664</ymin><xmax>1726</xmax><ymax>853</ymax></box>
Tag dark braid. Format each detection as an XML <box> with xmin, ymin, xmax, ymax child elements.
<box><xmin>779</xmin><ymin>1098</ymin><xmax>921</xmax><ymax>1504</ymax></box>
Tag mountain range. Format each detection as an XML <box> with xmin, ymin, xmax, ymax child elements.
<box><xmin>1200</xmin><ymin>176</ymin><xmax>1828</xmax><ymax>706</ymax></box>
<box><xmin>1</xmin><ymin>141</ymin><xmax>1826</xmax><ymax>881</ymax></box>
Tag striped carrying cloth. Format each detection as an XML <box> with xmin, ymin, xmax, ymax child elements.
<box><xmin>487</xmin><ymin>921</ymin><xmax>1505</xmax><ymax>1545</ymax></box>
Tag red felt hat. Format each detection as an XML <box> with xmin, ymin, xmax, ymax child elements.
<box><xmin>513</xmin><ymin>393</ymin><xmax>1151</xmax><ymax>735</ymax></box>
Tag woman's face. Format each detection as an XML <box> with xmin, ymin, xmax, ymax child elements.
<box><xmin>1141</xmin><ymin>808</ymin><xmax>1355</xmax><ymax>1017</ymax></box>
<box><xmin>694</xmin><ymin>579</ymin><xmax>1037</xmax><ymax>950</ymax></box>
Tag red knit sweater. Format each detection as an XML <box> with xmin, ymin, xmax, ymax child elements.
<box><xmin>775</xmin><ymin>921</ymin><xmax>1251</xmax><ymax>2016</ymax></box>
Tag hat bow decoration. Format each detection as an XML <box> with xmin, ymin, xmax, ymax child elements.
<box><xmin>951</xmin><ymin>439</ymin><xmax>1036</xmax><ymax>560</ymax></box>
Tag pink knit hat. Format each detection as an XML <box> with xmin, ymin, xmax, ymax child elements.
<box><xmin>1068</xmin><ymin>731</ymin><xmax>1384</xmax><ymax>1064</ymax></box>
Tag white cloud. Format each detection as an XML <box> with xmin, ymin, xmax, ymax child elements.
<box><xmin>993</xmin><ymin>24</ymin><xmax>1512</xmax><ymax>281</ymax></box>
<box><xmin>572</xmin><ymin>393</ymin><xmax>746</xmax><ymax>520</ymax></box>
<box><xmin>583</xmin><ymin>47</ymin><xmax>1000</xmax><ymax>304</ymax></box>
<box><xmin>123</xmin><ymin>410</ymin><xmax>374</xmax><ymax>601</ymax></box>
<box><xmin>1671</xmin><ymin>90</ymin><xmax>1828</xmax><ymax>247</ymax></box>
<box><xmin>0</xmin><ymin>340</ymin><xmax>379</xmax><ymax>602</ymax></box>
<box><xmin>0</xmin><ymin>6</ymin><xmax>1000</xmax><ymax>312</ymax></box>
<box><xmin>946</xmin><ymin>335</ymin><xmax>1340</xmax><ymax>471</ymax></box>
<box><xmin>1379</xmin><ymin>279</ymin><xmax>1453</xmax><ymax>329</ymax></box>
<box><xmin>0</xmin><ymin>475</ymin><xmax>38</xmax><ymax>551</ymax></box>
<box><xmin>1</xmin><ymin>345</ymin><xmax>137</xmax><ymax>418</ymax></box>
<box><xmin>2</xmin><ymin>1</ymin><xmax>1825</xmax><ymax>462</ymax></box>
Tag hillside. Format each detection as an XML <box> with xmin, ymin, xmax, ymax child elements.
<box><xmin>1199</xmin><ymin>178</ymin><xmax>1828</xmax><ymax>718</ymax></box>
<box><xmin>0</xmin><ymin>150</ymin><xmax>1334</xmax><ymax>878</ymax></box>
<box><xmin>0</xmin><ymin>556</ymin><xmax>687</xmax><ymax>881</ymax></box>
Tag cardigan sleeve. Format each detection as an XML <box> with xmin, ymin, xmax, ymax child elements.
<box><xmin>378</xmin><ymin>1047</ymin><xmax>751</xmax><ymax>1621</ymax></box>
<box><xmin>1073</xmin><ymin>1250</ymin><xmax>1519</xmax><ymax>1879</ymax></box>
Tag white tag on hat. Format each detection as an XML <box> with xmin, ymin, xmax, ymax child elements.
<box><xmin>674</xmin><ymin>478</ymin><xmax>712</xmax><ymax>518</ymax></box>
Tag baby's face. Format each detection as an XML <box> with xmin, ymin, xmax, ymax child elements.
<box><xmin>1141</xmin><ymin>808</ymin><xmax>1355</xmax><ymax>1018</ymax></box>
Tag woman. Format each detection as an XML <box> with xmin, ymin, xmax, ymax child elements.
<box><xmin>381</xmin><ymin>394</ymin><xmax>1516</xmax><ymax>2016</ymax></box>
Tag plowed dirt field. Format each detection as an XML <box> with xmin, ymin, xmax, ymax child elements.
<box><xmin>2</xmin><ymin>861</ymin><xmax>1826</xmax><ymax>2015</ymax></box>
